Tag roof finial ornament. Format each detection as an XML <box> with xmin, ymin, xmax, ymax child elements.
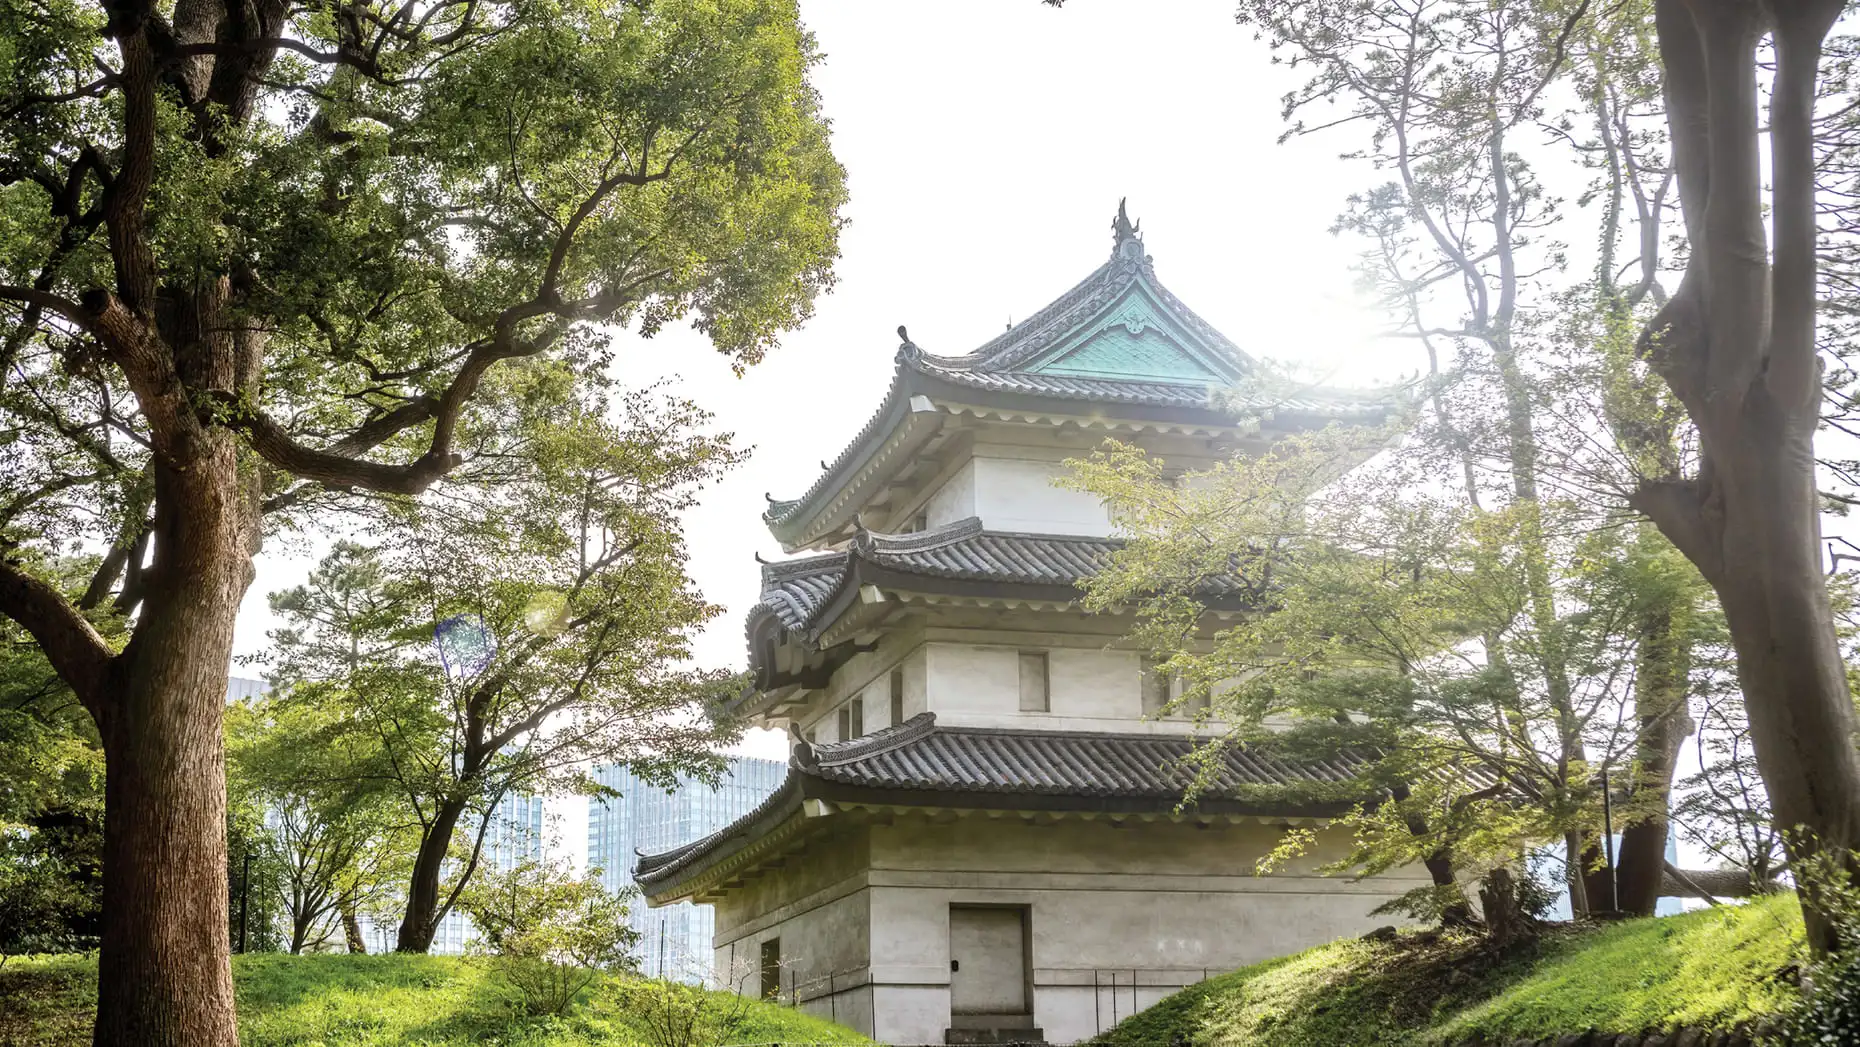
<box><xmin>1112</xmin><ymin>197</ymin><xmax>1141</xmax><ymax>248</ymax></box>
<box><xmin>897</xmin><ymin>324</ymin><xmax>916</xmax><ymax>350</ymax></box>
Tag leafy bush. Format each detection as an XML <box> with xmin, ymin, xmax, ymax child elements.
<box><xmin>0</xmin><ymin>828</ymin><xmax>98</xmax><ymax>959</ymax></box>
<box><xmin>455</xmin><ymin>857</ymin><xmax>638</xmax><ymax>1016</ymax></box>
<box><xmin>610</xmin><ymin>976</ymin><xmax>757</xmax><ymax>1047</ymax></box>
<box><xmin>1763</xmin><ymin>854</ymin><xmax>1860</xmax><ymax>1046</ymax></box>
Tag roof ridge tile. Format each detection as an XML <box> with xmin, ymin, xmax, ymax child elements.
<box><xmin>801</xmin><ymin>711</ymin><xmax>939</xmax><ymax>770</ymax></box>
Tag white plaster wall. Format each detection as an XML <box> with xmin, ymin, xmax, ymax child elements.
<box><xmin>925</xmin><ymin>642</ymin><xmax>1164</xmax><ymax>730</ymax></box>
<box><xmin>798</xmin><ymin>638</ymin><xmax>928</xmax><ymax>741</ymax></box>
<box><xmin>700</xmin><ymin>814</ymin><xmax>1430</xmax><ymax>1044</ymax></box>
<box><xmin>924</xmin><ymin>643</ymin><xmax>1019</xmax><ymax>718</ymax></box>
<box><xmin>924</xmin><ymin>459</ymin><xmax>977</xmax><ymax>530</ymax></box>
<box><xmin>714</xmin><ymin>889</ymin><xmax>873</xmax><ymax>1031</ymax></box>
<box><xmin>972</xmin><ymin>456</ymin><xmax>1111</xmax><ymax>536</ymax></box>
<box><xmin>711</xmin><ymin>827</ymin><xmax>876</xmax><ymax>1035</ymax></box>
<box><xmin>1048</xmin><ymin>648</ymin><xmax>1140</xmax><ymax>719</ymax></box>
<box><xmin>918</xmin><ymin>453</ymin><xmax>1114</xmax><ymax>537</ymax></box>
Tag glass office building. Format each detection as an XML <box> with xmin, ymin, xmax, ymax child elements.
<box><xmin>588</xmin><ymin>757</ymin><xmax>788</xmax><ymax>982</ymax></box>
<box><xmin>422</xmin><ymin>791</ymin><xmax>547</xmax><ymax>954</ymax></box>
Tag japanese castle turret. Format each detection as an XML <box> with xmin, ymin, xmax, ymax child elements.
<box><xmin>635</xmin><ymin>206</ymin><xmax>1413</xmax><ymax>1045</ymax></box>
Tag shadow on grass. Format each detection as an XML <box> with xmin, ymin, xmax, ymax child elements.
<box><xmin>0</xmin><ymin>957</ymin><xmax>97</xmax><ymax>1047</ymax></box>
<box><xmin>1091</xmin><ymin>928</ymin><xmax>1563</xmax><ymax>1047</ymax></box>
<box><xmin>1095</xmin><ymin>898</ymin><xmax>1808</xmax><ymax>1047</ymax></box>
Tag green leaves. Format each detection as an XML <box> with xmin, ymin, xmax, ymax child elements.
<box><xmin>1065</xmin><ymin>421</ymin><xmax>1713</xmax><ymax>917</ymax></box>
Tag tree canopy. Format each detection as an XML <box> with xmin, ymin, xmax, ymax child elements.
<box><xmin>0</xmin><ymin>0</ymin><xmax>845</xmax><ymax>1040</ymax></box>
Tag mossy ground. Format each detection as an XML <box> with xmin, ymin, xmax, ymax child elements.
<box><xmin>1094</xmin><ymin>894</ymin><xmax>1807</xmax><ymax>1047</ymax></box>
<box><xmin>0</xmin><ymin>952</ymin><xmax>871</xmax><ymax>1047</ymax></box>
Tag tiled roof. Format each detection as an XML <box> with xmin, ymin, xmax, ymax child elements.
<box><xmin>634</xmin><ymin>713</ymin><xmax>1393</xmax><ymax>897</ymax></box>
<box><xmin>632</xmin><ymin>774</ymin><xmax>803</xmax><ymax>889</ymax></box>
<box><xmin>853</xmin><ymin>517</ymin><xmax>1117</xmax><ymax>586</ymax></box>
<box><xmin>953</xmin><ymin>244</ymin><xmax>1251</xmax><ymax>376</ymax></box>
<box><xmin>744</xmin><ymin>517</ymin><xmax>1256</xmax><ymax>653</ymax></box>
<box><xmin>912</xmin><ymin>356</ymin><xmax>1223</xmax><ymax>409</ymax></box>
<box><xmin>751</xmin><ymin>554</ymin><xmax>846</xmax><ymax>633</ymax></box>
<box><xmin>795</xmin><ymin>713</ymin><xmax>1378</xmax><ymax>800</ymax></box>
<box><xmin>912</xmin><ymin>356</ymin><xmax>1388</xmax><ymax>418</ymax></box>
<box><xmin>761</xmin><ymin>232</ymin><xmax>1397</xmax><ymax>545</ymax></box>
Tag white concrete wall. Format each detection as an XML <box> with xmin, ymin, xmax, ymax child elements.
<box><xmin>864</xmin><ymin>816</ymin><xmax>1431</xmax><ymax>1045</ymax></box>
<box><xmin>711</xmin><ymin>826</ymin><xmax>876</xmax><ymax>1034</ymax></box>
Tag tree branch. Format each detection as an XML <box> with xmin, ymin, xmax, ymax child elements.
<box><xmin>0</xmin><ymin>555</ymin><xmax>113</xmax><ymax>710</ymax></box>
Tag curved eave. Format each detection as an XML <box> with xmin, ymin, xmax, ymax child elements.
<box><xmin>763</xmin><ymin>372</ymin><xmax>946</xmax><ymax>553</ymax></box>
<box><xmin>634</xmin><ymin>773</ymin><xmax>808</xmax><ymax>905</ymax></box>
<box><xmin>762</xmin><ymin>367</ymin><xmax>1289</xmax><ymax>553</ymax></box>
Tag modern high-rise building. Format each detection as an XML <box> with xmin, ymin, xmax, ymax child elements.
<box><xmin>226</xmin><ymin>676</ymin><xmax>269</xmax><ymax>702</ymax></box>
<box><xmin>589</xmin><ymin>757</ymin><xmax>787</xmax><ymax>981</ymax></box>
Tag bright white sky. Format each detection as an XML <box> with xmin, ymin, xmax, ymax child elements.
<box><xmin>234</xmin><ymin>0</ymin><xmax>1440</xmax><ymax>760</ymax></box>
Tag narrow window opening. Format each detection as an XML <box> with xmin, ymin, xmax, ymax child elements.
<box><xmin>1018</xmin><ymin>651</ymin><xmax>1049</xmax><ymax>712</ymax></box>
<box><xmin>890</xmin><ymin>669</ymin><xmax>905</xmax><ymax>726</ymax></box>
<box><xmin>837</xmin><ymin>704</ymin><xmax>851</xmax><ymax>740</ymax></box>
<box><xmin>850</xmin><ymin>696</ymin><xmax>864</xmax><ymax>737</ymax></box>
<box><xmin>760</xmin><ymin>937</ymin><xmax>782</xmax><ymax>999</ymax></box>
<box><xmin>1141</xmin><ymin>657</ymin><xmax>1171</xmax><ymax>716</ymax></box>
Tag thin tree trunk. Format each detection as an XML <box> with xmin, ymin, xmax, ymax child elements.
<box><xmin>395</xmin><ymin>797</ymin><xmax>469</xmax><ymax>953</ymax></box>
<box><xmin>1563</xmin><ymin>833</ymin><xmax>1591</xmax><ymax>918</ymax></box>
<box><xmin>1615</xmin><ymin>604</ymin><xmax>1691</xmax><ymax>916</ymax></box>
<box><xmin>1389</xmin><ymin>782</ymin><xmax>1477</xmax><ymax>926</ymax></box>
<box><xmin>343</xmin><ymin>904</ymin><xmax>366</xmax><ymax>954</ymax></box>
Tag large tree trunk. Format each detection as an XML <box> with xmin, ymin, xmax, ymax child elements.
<box><xmin>1711</xmin><ymin>441</ymin><xmax>1860</xmax><ymax>934</ymax></box>
<box><xmin>1635</xmin><ymin>0</ymin><xmax>1860</xmax><ymax>954</ymax></box>
<box><xmin>91</xmin><ymin>444</ymin><xmax>255</xmax><ymax>1045</ymax></box>
<box><xmin>395</xmin><ymin>797</ymin><xmax>469</xmax><ymax>953</ymax></box>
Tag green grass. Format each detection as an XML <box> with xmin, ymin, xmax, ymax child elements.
<box><xmin>1095</xmin><ymin>894</ymin><xmax>1808</xmax><ymax>1047</ymax></box>
<box><xmin>0</xmin><ymin>953</ymin><xmax>872</xmax><ymax>1047</ymax></box>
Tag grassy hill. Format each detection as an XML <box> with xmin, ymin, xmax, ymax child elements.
<box><xmin>0</xmin><ymin>953</ymin><xmax>871</xmax><ymax>1047</ymax></box>
<box><xmin>1094</xmin><ymin>894</ymin><xmax>1807</xmax><ymax>1047</ymax></box>
<box><xmin>0</xmin><ymin>899</ymin><xmax>1812</xmax><ymax>1047</ymax></box>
